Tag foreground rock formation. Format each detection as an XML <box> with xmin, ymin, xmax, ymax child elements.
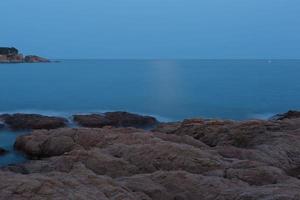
<box><xmin>0</xmin><ymin>110</ymin><xmax>300</xmax><ymax>199</ymax></box>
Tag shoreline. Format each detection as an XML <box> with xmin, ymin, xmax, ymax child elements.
<box><xmin>0</xmin><ymin>110</ymin><xmax>300</xmax><ymax>199</ymax></box>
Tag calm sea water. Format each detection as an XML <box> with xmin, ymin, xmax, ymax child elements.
<box><xmin>1</xmin><ymin>59</ymin><xmax>300</xmax><ymax>166</ymax></box>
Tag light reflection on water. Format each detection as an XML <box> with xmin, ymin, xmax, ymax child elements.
<box><xmin>0</xmin><ymin>59</ymin><xmax>299</xmax><ymax>120</ymax></box>
<box><xmin>0</xmin><ymin>59</ymin><xmax>300</xmax><ymax>166</ymax></box>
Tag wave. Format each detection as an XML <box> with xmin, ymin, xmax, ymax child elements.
<box><xmin>247</xmin><ymin>113</ymin><xmax>276</xmax><ymax>120</ymax></box>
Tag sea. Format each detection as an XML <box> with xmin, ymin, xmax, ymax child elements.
<box><xmin>1</xmin><ymin>59</ymin><xmax>300</xmax><ymax>166</ymax></box>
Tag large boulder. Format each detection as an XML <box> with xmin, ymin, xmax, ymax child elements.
<box><xmin>1</xmin><ymin>114</ymin><xmax>67</xmax><ymax>130</ymax></box>
<box><xmin>104</xmin><ymin>112</ymin><xmax>158</xmax><ymax>127</ymax></box>
<box><xmin>73</xmin><ymin>114</ymin><xmax>111</xmax><ymax>128</ymax></box>
<box><xmin>73</xmin><ymin>112</ymin><xmax>158</xmax><ymax>128</ymax></box>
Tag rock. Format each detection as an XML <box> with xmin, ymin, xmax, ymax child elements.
<box><xmin>2</xmin><ymin>111</ymin><xmax>300</xmax><ymax>199</ymax></box>
<box><xmin>73</xmin><ymin>112</ymin><xmax>158</xmax><ymax>128</ymax></box>
<box><xmin>0</xmin><ymin>47</ymin><xmax>49</xmax><ymax>63</ymax></box>
<box><xmin>152</xmin><ymin>122</ymin><xmax>182</xmax><ymax>133</ymax></box>
<box><xmin>0</xmin><ymin>147</ymin><xmax>8</xmax><ymax>155</ymax></box>
<box><xmin>24</xmin><ymin>55</ymin><xmax>50</xmax><ymax>63</ymax></box>
<box><xmin>155</xmin><ymin>117</ymin><xmax>300</xmax><ymax>171</ymax></box>
<box><xmin>73</xmin><ymin>114</ymin><xmax>111</xmax><ymax>128</ymax></box>
<box><xmin>224</xmin><ymin>160</ymin><xmax>287</xmax><ymax>186</ymax></box>
<box><xmin>271</xmin><ymin>110</ymin><xmax>300</xmax><ymax>120</ymax></box>
<box><xmin>14</xmin><ymin>128</ymin><xmax>225</xmax><ymax>175</ymax></box>
<box><xmin>104</xmin><ymin>112</ymin><xmax>158</xmax><ymax>127</ymax></box>
<box><xmin>1</xmin><ymin>114</ymin><xmax>67</xmax><ymax>130</ymax></box>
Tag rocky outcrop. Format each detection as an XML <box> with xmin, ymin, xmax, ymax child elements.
<box><xmin>24</xmin><ymin>55</ymin><xmax>50</xmax><ymax>63</ymax></box>
<box><xmin>74</xmin><ymin>112</ymin><xmax>158</xmax><ymax>128</ymax></box>
<box><xmin>1</xmin><ymin>112</ymin><xmax>300</xmax><ymax>199</ymax></box>
<box><xmin>0</xmin><ymin>47</ymin><xmax>50</xmax><ymax>63</ymax></box>
<box><xmin>271</xmin><ymin>110</ymin><xmax>300</xmax><ymax>120</ymax></box>
<box><xmin>73</xmin><ymin>114</ymin><xmax>111</xmax><ymax>128</ymax></box>
<box><xmin>0</xmin><ymin>114</ymin><xmax>67</xmax><ymax>130</ymax></box>
<box><xmin>0</xmin><ymin>54</ymin><xmax>24</xmax><ymax>63</ymax></box>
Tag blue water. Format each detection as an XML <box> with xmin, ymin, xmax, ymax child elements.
<box><xmin>0</xmin><ymin>130</ymin><xmax>27</xmax><ymax>166</ymax></box>
<box><xmin>1</xmin><ymin>59</ymin><xmax>300</xmax><ymax>166</ymax></box>
<box><xmin>1</xmin><ymin>59</ymin><xmax>300</xmax><ymax>120</ymax></box>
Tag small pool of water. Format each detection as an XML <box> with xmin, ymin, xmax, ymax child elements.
<box><xmin>0</xmin><ymin>129</ymin><xmax>27</xmax><ymax>167</ymax></box>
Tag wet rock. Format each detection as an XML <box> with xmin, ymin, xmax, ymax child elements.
<box><xmin>73</xmin><ymin>114</ymin><xmax>111</xmax><ymax>128</ymax></box>
<box><xmin>2</xmin><ymin>114</ymin><xmax>67</xmax><ymax>130</ymax></box>
<box><xmin>73</xmin><ymin>112</ymin><xmax>158</xmax><ymax>128</ymax></box>
<box><xmin>271</xmin><ymin>110</ymin><xmax>300</xmax><ymax>120</ymax></box>
<box><xmin>105</xmin><ymin>112</ymin><xmax>158</xmax><ymax>127</ymax></box>
<box><xmin>0</xmin><ymin>147</ymin><xmax>8</xmax><ymax>155</ymax></box>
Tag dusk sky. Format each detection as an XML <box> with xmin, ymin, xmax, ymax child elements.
<box><xmin>1</xmin><ymin>0</ymin><xmax>299</xmax><ymax>59</ymax></box>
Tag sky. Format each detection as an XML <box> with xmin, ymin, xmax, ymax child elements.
<box><xmin>1</xmin><ymin>0</ymin><xmax>299</xmax><ymax>59</ymax></box>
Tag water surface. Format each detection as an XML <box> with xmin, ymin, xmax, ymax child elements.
<box><xmin>1</xmin><ymin>59</ymin><xmax>300</xmax><ymax>166</ymax></box>
<box><xmin>1</xmin><ymin>59</ymin><xmax>300</xmax><ymax>120</ymax></box>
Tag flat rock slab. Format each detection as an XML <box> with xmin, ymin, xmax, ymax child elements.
<box><xmin>0</xmin><ymin>114</ymin><xmax>67</xmax><ymax>130</ymax></box>
<box><xmin>74</xmin><ymin>111</ymin><xmax>158</xmax><ymax>128</ymax></box>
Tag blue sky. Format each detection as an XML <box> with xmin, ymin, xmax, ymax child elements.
<box><xmin>1</xmin><ymin>0</ymin><xmax>299</xmax><ymax>59</ymax></box>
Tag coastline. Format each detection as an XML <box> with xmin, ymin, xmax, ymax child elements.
<box><xmin>0</xmin><ymin>110</ymin><xmax>300</xmax><ymax>199</ymax></box>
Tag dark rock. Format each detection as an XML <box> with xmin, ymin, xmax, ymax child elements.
<box><xmin>271</xmin><ymin>110</ymin><xmax>300</xmax><ymax>120</ymax></box>
<box><xmin>105</xmin><ymin>111</ymin><xmax>158</xmax><ymax>127</ymax></box>
<box><xmin>24</xmin><ymin>55</ymin><xmax>50</xmax><ymax>63</ymax></box>
<box><xmin>2</xmin><ymin>114</ymin><xmax>67</xmax><ymax>130</ymax></box>
<box><xmin>73</xmin><ymin>114</ymin><xmax>111</xmax><ymax>128</ymax></box>
<box><xmin>0</xmin><ymin>147</ymin><xmax>8</xmax><ymax>155</ymax></box>
<box><xmin>73</xmin><ymin>112</ymin><xmax>158</xmax><ymax>128</ymax></box>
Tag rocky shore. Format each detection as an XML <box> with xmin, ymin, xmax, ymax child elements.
<box><xmin>0</xmin><ymin>47</ymin><xmax>50</xmax><ymax>63</ymax></box>
<box><xmin>0</xmin><ymin>111</ymin><xmax>300</xmax><ymax>199</ymax></box>
<box><xmin>0</xmin><ymin>55</ymin><xmax>50</xmax><ymax>63</ymax></box>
